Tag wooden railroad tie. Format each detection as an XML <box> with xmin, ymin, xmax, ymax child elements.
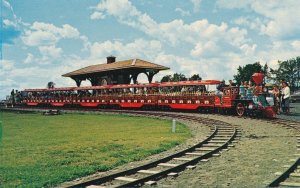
<box><xmin>138</xmin><ymin>170</ymin><xmax>161</xmax><ymax>174</ymax></box>
<box><xmin>115</xmin><ymin>176</ymin><xmax>138</xmax><ymax>182</ymax></box>
<box><xmin>185</xmin><ymin>152</ymin><xmax>205</xmax><ymax>156</ymax></box>
<box><xmin>158</xmin><ymin>163</ymin><xmax>178</xmax><ymax>167</ymax></box>
<box><xmin>86</xmin><ymin>185</ymin><xmax>106</xmax><ymax>188</ymax></box>
<box><xmin>186</xmin><ymin>165</ymin><xmax>196</xmax><ymax>169</ymax></box>
<box><xmin>167</xmin><ymin>172</ymin><xmax>178</xmax><ymax>177</ymax></box>
<box><xmin>280</xmin><ymin>182</ymin><xmax>300</xmax><ymax>187</ymax></box>
<box><xmin>208</xmin><ymin>140</ymin><xmax>226</xmax><ymax>143</ymax></box>
<box><xmin>173</xmin><ymin>157</ymin><xmax>194</xmax><ymax>161</ymax></box>
<box><xmin>290</xmin><ymin>172</ymin><xmax>300</xmax><ymax>177</ymax></box>
<box><xmin>145</xmin><ymin>181</ymin><xmax>157</xmax><ymax>185</ymax></box>
<box><xmin>202</xmin><ymin>143</ymin><xmax>223</xmax><ymax>147</ymax></box>
<box><xmin>195</xmin><ymin>148</ymin><xmax>215</xmax><ymax>151</ymax></box>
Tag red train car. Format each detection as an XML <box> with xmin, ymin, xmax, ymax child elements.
<box><xmin>19</xmin><ymin>73</ymin><xmax>276</xmax><ymax>118</ymax></box>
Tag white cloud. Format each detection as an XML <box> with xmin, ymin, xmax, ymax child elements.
<box><xmin>89</xmin><ymin>38</ymin><xmax>162</xmax><ymax>60</ymax></box>
<box><xmin>3</xmin><ymin>19</ymin><xmax>17</xmax><ymax>27</ymax></box>
<box><xmin>217</xmin><ymin>0</ymin><xmax>300</xmax><ymax>39</ymax></box>
<box><xmin>240</xmin><ymin>44</ymin><xmax>257</xmax><ymax>55</ymax></box>
<box><xmin>24</xmin><ymin>53</ymin><xmax>34</xmax><ymax>64</ymax></box>
<box><xmin>0</xmin><ymin>59</ymin><xmax>14</xmax><ymax>70</ymax></box>
<box><xmin>175</xmin><ymin>8</ymin><xmax>191</xmax><ymax>16</ymax></box>
<box><xmin>91</xmin><ymin>0</ymin><xmax>253</xmax><ymax>52</ymax></box>
<box><xmin>233</xmin><ymin>16</ymin><xmax>266</xmax><ymax>32</ymax></box>
<box><xmin>22</xmin><ymin>22</ymin><xmax>80</xmax><ymax>46</ymax></box>
<box><xmin>257</xmin><ymin>40</ymin><xmax>300</xmax><ymax>64</ymax></box>
<box><xmin>291</xmin><ymin>40</ymin><xmax>300</xmax><ymax>50</ymax></box>
<box><xmin>90</xmin><ymin>12</ymin><xmax>106</xmax><ymax>19</ymax></box>
<box><xmin>0</xmin><ymin>78</ymin><xmax>18</xmax><ymax>87</ymax></box>
<box><xmin>190</xmin><ymin>0</ymin><xmax>202</xmax><ymax>12</ymax></box>
<box><xmin>38</xmin><ymin>45</ymin><xmax>63</xmax><ymax>59</ymax></box>
<box><xmin>190</xmin><ymin>41</ymin><xmax>218</xmax><ymax>57</ymax></box>
<box><xmin>216</xmin><ymin>0</ymin><xmax>250</xmax><ymax>9</ymax></box>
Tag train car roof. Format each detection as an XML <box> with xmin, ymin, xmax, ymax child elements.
<box><xmin>73</xmin><ymin>85</ymin><xmax>109</xmax><ymax>90</ymax></box>
<box><xmin>47</xmin><ymin>87</ymin><xmax>76</xmax><ymax>91</ymax></box>
<box><xmin>24</xmin><ymin>88</ymin><xmax>48</xmax><ymax>92</ymax></box>
<box><xmin>159</xmin><ymin>80</ymin><xmax>221</xmax><ymax>87</ymax></box>
<box><xmin>110</xmin><ymin>83</ymin><xmax>159</xmax><ymax>89</ymax></box>
<box><xmin>24</xmin><ymin>87</ymin><xmax>75</xmax><ymax>92</ymax></box>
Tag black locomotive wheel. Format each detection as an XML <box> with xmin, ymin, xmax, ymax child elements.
<box><xmin>236</xmin><ymin>102</ymin><xmax>245</xmax><ymax>116</ymax></box>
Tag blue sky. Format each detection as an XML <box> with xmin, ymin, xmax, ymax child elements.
<box><xmin>1</xmin><ymin>0</ymin><xmax>300</xmax><ymax>99</ymax></box>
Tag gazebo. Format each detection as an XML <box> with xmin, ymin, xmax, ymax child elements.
<box><xmin>62</xmin><ymin>56</ymin><xmax>169</xmax><ymax>86</ymax></box>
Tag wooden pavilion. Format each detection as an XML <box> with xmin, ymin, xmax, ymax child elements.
<box><xmin>62</xmin><ymin>56</ymin><xmax>169</xmax><ymax>87</ymax></box>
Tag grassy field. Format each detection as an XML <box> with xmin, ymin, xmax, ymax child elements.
<box><xmin>0</xmin><ymin>111</ymin><xmax>191</xmax><ymax>187</ymax></box>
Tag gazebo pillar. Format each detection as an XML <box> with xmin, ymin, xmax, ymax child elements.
<box><xmin>131</xmin><ymin>73</ymin><xmax>138</xmax><ymax>84</ymax></box>
<box><xmin>146</xmin><ymin>70</ymin><xmax>158</xmax><ymax>83</ymax></box>
<box><xmin>73</xmin><ymin>78</ymin><xmax>82</xmax><ymax>87</ymax></box>
<box><xmin>87</xmin><ymin>76</ymin><xmax>98</xmax><ymax>86</ymax></box>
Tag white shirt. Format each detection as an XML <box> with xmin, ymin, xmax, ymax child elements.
<box><xmin>282</xmin><ymin>86</ymin><xmax>290</xmax><ymax>99</ymax></box>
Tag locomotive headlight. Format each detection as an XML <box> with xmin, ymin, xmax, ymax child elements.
<box><xmin>248</xmin><ymin>103</ymin><xmax>253</xmax><ymax>109</ymax></box>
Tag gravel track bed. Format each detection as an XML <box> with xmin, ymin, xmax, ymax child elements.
<box><xmin>152</xmin><ymin>113</ymin><xmax>298</xmax><ymax>187</ymax></box>
<box><xmin>60</xmin><ymin>112</ymin><xmax>210</xmax><ymax>187</ymax></box>
<box><xmin>277</xmin><ymin>103</ymin><xmax>300</xmax><ymax>122</ymax></box>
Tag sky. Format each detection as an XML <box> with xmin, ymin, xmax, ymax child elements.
<box><xmin>1</xmin><ymin>0</ymin><xmax>300</xmax><ymax>99</ymax></box>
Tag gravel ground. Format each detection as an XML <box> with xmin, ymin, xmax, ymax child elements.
<box><xmin>278</xmin><ymin>102</ymin><xmax>300</xmax><ymax>122</ymax></box>
<box><xmin>152</xmin><ymin>113</ymin><xmax>299</xmax><ymax>188</ymax></box>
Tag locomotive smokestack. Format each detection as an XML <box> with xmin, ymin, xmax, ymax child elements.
<box><xmin>107</xmin><ymin>56</ymin><xmax>116</xmax><ymax>64</ymax></box>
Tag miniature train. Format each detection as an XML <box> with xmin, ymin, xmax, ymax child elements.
<box><xmin>17</xmin><ymin>73</ymin><xmax>276</xmax><ymax>118</ymax></box>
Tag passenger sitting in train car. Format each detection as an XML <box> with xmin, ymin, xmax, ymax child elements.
<box><xmin>215</xmin><ymin>80</ymin><xmax>225</xmax><ymax>97</ymax></box>
<box><xmin>239</xmin><ymin>81</ymin><xmax>246</xmax><ymax>99</ymax></box>
<box><xmin>181</xmin><ymin>86</ymin><xmax>187</xmax><ymax>93</ymax></box>
<box><xmin>229</xmin><ymin>80</ymin><xmax>236</xmax><ymax>87</ymax></box>
<box><xmin>147</xmin><ymin>88</ymin><xmax>154</xmax><ymax>95</ymax></box>
<box><xmin>246</xmin><ymin>81</ymin><xmax>255</xmax><ymax>99</ymax></box>
<box><xmin>136</xmin><ymin>87</ymin><xmax>144</xmax><ymax>95</ymax></box>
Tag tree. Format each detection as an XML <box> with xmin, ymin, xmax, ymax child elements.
<box><xmin>47</xmin><ymin>81</ymin><xmax>55</xmax><ymax>89</ymax></box>
<box><xmin>270</xmin><ymin>57</ymin><xmax>300</xmax><ymax>91</ymax></box>
<box><xmin>160</xmin><ymin>73</ymin><xmax>187</xmax><ymax>82</ymax></box>
<box><xmin>233</xmin><ymin>62</ymin><xmax>263</xmax><ymax>85</ymax></box>
<box><xmin>161</xmin><ymin>75</ymin><xmax>172</xmax><ymax>82</ymax></box>
<box><xmin>189</xmin><ymin>74</ymin><xmax>202</xmax><ymax>81</ymax></box>
<box><xmin>172</xmin><ymin>73</ymin><xmax>187</xmax><ymax>82</ymax></box>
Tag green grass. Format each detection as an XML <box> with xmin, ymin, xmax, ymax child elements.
<box><xmin>0</xmin><ymin>111</ymin><xmax>191</xmax><ymax>187</ymax></box>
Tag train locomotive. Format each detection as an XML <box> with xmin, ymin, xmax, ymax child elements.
<box><xmin>18</xmin><ymin>73</ymin><xmax>276</xmax><ymax>118</ymax></box>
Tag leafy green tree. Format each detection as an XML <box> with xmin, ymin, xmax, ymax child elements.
<box><xmin>189</xmin><ymin>74</ymin><xmax>202</xmax><ymax>81</ymax></box>
<box><xmin>172</xmin><ymin>73</ymin><xmax>187</xmax><ymax>82</ymax></box>
<box><xmin>47</xmin><ymin>81</ymin><xmax>55</xmax><ymax>89</ymax></box>
<box><xmin>160</xmin><ymin>73</ymin><xmax>187</xmax><ymax>82</ymax></box>
<box><xmin>161</xmin><ymin>75</ymin><xmax>172</xmax><ymax>82</ymax></box>
<box><xmin>234</xmin><ymin>62</ymin><xmax>263</xmax><ymax>85</ymax></box>
<box><xmin>270</xmin><ymin>57</ymin><xmax>300</xmax><ymax>91</ymax></box>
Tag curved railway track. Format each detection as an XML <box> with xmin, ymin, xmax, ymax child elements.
<box><xmin>1</xmin><ymin>107</ymin><xmax>241</xmax><ymax>188</ymax></box>
<box><xmin>265</xmin><ymin>118</ymin><xmax>300</xmax><ymax>187</ymax></box>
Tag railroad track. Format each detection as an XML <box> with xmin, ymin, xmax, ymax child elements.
<box><xmin>265</xmin><ymin>119</ymin><xmax>300</xmax><ymax>187</ymax></box>
<box><xmin>2</xmin><ymin>107</ymin><xmax>241</xmax><ymax>188</ymax></box>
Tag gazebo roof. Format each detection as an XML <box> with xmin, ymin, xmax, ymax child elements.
<box><xmin>62</xmin><ymin>59</ymin><xmax>169</xmax><ymax>77</ymax></box>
